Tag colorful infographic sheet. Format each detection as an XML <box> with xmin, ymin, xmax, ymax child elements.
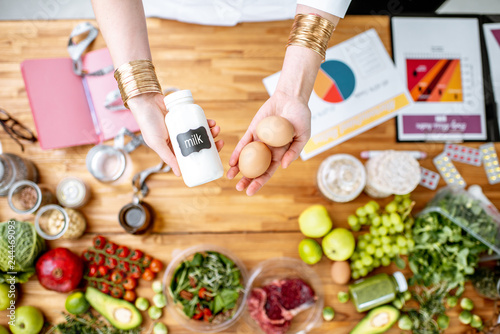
<box><xmin>392</xmin><ymin>17</ymin><xmax>486</xmax><ymax>142</ymax></box>
<box><xmin>483</xmin><ymin>23</ymin><xmax>500</xmax><ymax>132</ymax></box>
<box><xmin>263</xmin><ymin>29</ymin><xmax>413</xmax><ymax>160</ymax></box>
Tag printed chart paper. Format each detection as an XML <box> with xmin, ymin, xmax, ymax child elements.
<box><xmin>263</xmin><ymin>29</ymin><xmax>413</xmax><ymax>160</ymax></box>
<box><xmin>392</xmin><ymin>17</ymin><xmax>486</xmax><ymax>142</ymax></box>
<box><xmin>483</xmin><ymin>23</ymin><xmax>500</xmax><ymax>131</ymax></box>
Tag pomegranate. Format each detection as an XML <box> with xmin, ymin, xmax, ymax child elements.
<box><xmin>36</xmin><ymin>248</ymin><xmax>83</xmax><ymax>292</ymax></box>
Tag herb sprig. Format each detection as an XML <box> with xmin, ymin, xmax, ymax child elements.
<box><xmin>44</xmin><ymin>311</ymin><xmax>142</xmax><ymax>334</ymax></box>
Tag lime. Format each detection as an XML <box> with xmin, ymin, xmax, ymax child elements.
<box><xmin>298</xmin><ymin>239</ymin><xmax>322</xmax><ymax>265</ymax></box>
<box><xmin>0</xmin><ymin>325</ymin><xmax>8</xmax><ymax>334</ymax></box>
<box><xmin>65</xmin><ymin>291</ymin><xmax>90</xmax><ymax>315</ymax></box>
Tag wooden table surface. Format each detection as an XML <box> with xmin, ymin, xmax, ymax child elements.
<box><xmin>0</xmin><ymin>15</ymin><xmax>497</xmax><ymax>333</ymax></box>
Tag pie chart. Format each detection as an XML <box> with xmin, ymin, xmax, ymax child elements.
<box><xmin>314</xmin><ymin>60</ymin><xmax>356</xmax><ymax>103</ymax></box>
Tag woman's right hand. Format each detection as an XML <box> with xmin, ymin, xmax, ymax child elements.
<box><xmin>127</xmin><ymin>93</ymin><xmax>224</xmax><ymax>177</ymax></box>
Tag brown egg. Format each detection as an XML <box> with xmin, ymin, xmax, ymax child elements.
<box><xmin>256</xmin><ymin>116</ymin><xmax>294</xmax><ymax>147</ymax></box>
<box><xmin>239</xmin><ymin>141</ymin><xmax>272</xmax><ymax>179</ymax></box>
<box><xmin>331</xmin><ymin>261</ymin><xmax>351</xmax><ymax>285</ymax></box>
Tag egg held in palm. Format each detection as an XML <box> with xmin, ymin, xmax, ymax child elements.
<box><xmin>238</xmin><ymin>141</ymin><xmax>272</xmax><ymax>178</ymax></box>
<box><xmin>256</xmin><ymin>116</ymin><xmax>294</xmax><ymax>147</ymax></box>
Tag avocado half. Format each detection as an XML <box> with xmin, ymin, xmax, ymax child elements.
<box><xmin>350</xmin><ymin>305</ymin><xmax>400</xmax><ymax>334</ymax></box>
<box><xmin>85</xmin><ymin>287</ymin><xmax>142</xmax><ymax>330</ymax></box>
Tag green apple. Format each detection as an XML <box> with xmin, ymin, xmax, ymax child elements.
<box><xmin>298</xmin><ymin>239</ymin><xmax>322</xmax><ymax>264</ymax></box>
<box><xmin>0</xmin><ymin>325</ymin><xmax>9</xmax><ymax>334</ymax></box>
<box><xmin>298</xmin><ymin>205</ymin><xmax>332</xmax><ymax>238</ymax></box>
<box><xmin>0</xmin><ymin>283</ymin><xmax>15</xmax><ymax>311</ymax></box>
<box><xmin>9</xmin><ymin>306</ymin><xmax>44</xmax><ymax>334</ymax></box>
<box><xmin>322</xmin><ymin>228</ymin><xmax>355</xmax><ymax>261</ymax></box>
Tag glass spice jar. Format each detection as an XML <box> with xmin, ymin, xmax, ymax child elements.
<box><xmin>472</xmin><ymin>266</ymin><xmax>500</xmax><ymax>300</ymax></box>
<box><xmin>8</xmin><ymin>180</ymin><xmax>56</xmax><ymax>214</ymax></box>
<box><xmin>0</xmin><ymin>153</ymin><xmax>39</xmax><ymax>197</ymax></box>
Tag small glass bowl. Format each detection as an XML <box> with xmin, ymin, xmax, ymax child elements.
<box><xmin>162</xmin><ymin>244</ymin><xmax>249</xmax><ymax>333</ymax></box>
<box><xmin>317</xmin><ymin>154</ymin><xmax>366</xmax><ymax>203</ymax></box>
<box><xmin>34</xmin><ymin>204</ymin><xmax>69</xmax><ymax>240</ymax></box>
<box><xmin>242</xmin><ymin>257</ymin><xmax>324</xmax><ymax>334</ymax></box>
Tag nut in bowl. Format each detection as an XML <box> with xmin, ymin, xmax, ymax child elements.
<box><xmin>163</xmin><ymin>244</ymin><xmax>248</xmax><ymax>333</ymax></box>
<box><xmin>243</xmin><ymin>257</ymin><xmax>324</xmax><ymax>334</ymax></box>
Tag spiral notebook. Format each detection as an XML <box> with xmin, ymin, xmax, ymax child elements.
<box><xmin>21</xmin><ymin>48</ymin><xmax>139</xmax><ymax>150</ymax></box>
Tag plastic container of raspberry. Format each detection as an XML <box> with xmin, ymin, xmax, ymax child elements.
<box><xmin>241</xmin><ymin>257</ymin><xmax>324</xmax><ymax>334</ymax></box>
<box><xmin>162</xmin><ymin>244</ymin><xmax>249</xmax><ymax>333</ymax></box>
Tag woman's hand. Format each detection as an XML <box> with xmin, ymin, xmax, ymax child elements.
<box><xmin>227</xmin><ymin>90</ymin><xmax>311</xmax><ymax>196</ymax></box>
<box><xmin>128</xmin><ymin>93</ymin><xmax>224</xmax><ymax>177</ymax></box>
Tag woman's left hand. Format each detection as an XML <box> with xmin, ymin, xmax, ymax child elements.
<box><xmin>227</xmin><ymin>90</ymin><xmax>311</xmax><ymax>196</ymax></box>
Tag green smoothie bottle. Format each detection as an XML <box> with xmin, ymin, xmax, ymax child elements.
<box><xmin>349</xmin><ymin>272</ymin><xmax>408</xmax><ymax>312</ymax></box>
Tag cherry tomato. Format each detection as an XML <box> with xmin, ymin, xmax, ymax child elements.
<box><xmin>203</xmin><ymin>308</ymin><xmax>212</xmax><ymax>322</ymax></box>
<box><xmin>99</xmin><ymin>282</ymin><xmax>110</xmax><ymax>294</ymax></box>
<box><xmin>122</xmin><ymin>277</ymin><xmax>137</xmax><ymax>290</ymax></box>
<box><xmin>193</xmin><ymin>312</ymin><xmax>203</xmax><ymax>320</ymax></box>
<box><xmin>93</xmin><ymin>236</ymin><xmax>107</xmax><ymax>249</ymax></box>
<box><xmin>116</xmin><ymin>245</ymin><xmax>130</xmax><ymax>258</ymax></box>
<box><xmin>123</xmin><ymin>290</ymin><xmax>137</xmax><ymax>302</ymax></box>
<box><xmin>106</xmin><ymin>257</ymin><xmax>118</xmax><ymax>269</ymax></box>
<box><xmin>118</xmin><ymin>261</ymin><xmax>130</xmax><ymax>272</ymax></box>
<box><xmin>198</xmin><ymin>287</ymin><xmax>207</xmax><ymax>299</ymax></box>
<box><xmin>110</xmin><ymin>286</ymin><xmax>124</xmax><ymax>299</ymax></box>
<box><xmin>87</xmin><ymin>265</ymin><xmax>98</xmax><ymax>277</ymax></box>
<box><xmin>110</xmin><ymin>271</ymin><xmax>124</xmax><ymax>284</ymax></box>
<box><xmin>81</xmin><ymin>250</ymin><xmax>95</xmax><ymax>262</ymax></box>
<box><xmin>130</xmin><ymin>264</ymin><xmax>142</xmax><ymax>279</ymax></box>
<box><xmin>141</xmin><ymin>255</ymin><xmax>153</xmax><ymax>268</ymax></box>
<box><xmin>94</xmin><ymin>254</ymin><xmax>105</xmax><ymax>266</ymax></box>
<box><xmin>149</xmin><ymin>259</ymin><xmax>163</xmax><ymax>273</ymax></box>
<box><xmin>104</xmin><ymin>242</ymin><xmax>118</xmax><ymax>255</ymax></box>
<box><xmin>97</xmin><ymin>265</ymin><xmax>108</xmax><ymax>277</ymax></box>
<box><xmin>142</xmin><ymin>268</ymin><xmax>155</xmax><ymax>281</ymax></box>
<box><xmin>129</xmin><ymin>249</ymin><xmax>144</xmax><ymax>262</ymax></box>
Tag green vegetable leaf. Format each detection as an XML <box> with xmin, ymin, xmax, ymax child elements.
<box><xmin>394</xmin><ymin>256</ymin><xmax>406</xmax><ymax>269</ymax></box>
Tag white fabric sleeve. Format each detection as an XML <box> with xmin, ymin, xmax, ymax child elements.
<box><xmin>296</xmin><ymin>0</ymin><xmax>352</xmax><ymax>18</ymax></box>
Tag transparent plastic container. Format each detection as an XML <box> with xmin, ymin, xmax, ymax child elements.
<box><xmin>418</xmin><ymin>186</ymin><xmax>500</xmax><ymax>256</ymax></box>
<box><xmin>162</xmin><ymin>244</ymin><xmax>248</xmax><ymax>333</ymax></box>
<box><xmin>242</xmin><ymin>257</ymin><xmax>324</xmax><ymax>334</ymax></box>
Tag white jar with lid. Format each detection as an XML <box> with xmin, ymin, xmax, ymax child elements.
<box><xmin>164</xmin><ymin>90</ymin><xmax>224</xmax><ymax>187</ymax></box>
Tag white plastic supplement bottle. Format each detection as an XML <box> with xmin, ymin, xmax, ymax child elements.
<box><xmin>164</xmin><ymin>90</ymin><xmax>224</xmax><ymax>187</ymax></box>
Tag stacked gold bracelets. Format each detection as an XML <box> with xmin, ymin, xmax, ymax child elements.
<box><xmin>114</xmin><ymin>59</ymin><xmax>162</xmax><ymax>109</ymax></box>
<box><xmin>286</xmin><ymin>14</ymin><xmax>336</xmax><ymax>60</ymax></box>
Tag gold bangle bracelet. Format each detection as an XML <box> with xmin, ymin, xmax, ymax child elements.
<box><xmin>286</xmin><ymin>14</ymin><xmax>336</xmax><ymax>60</ymax></box>
<box><xmin>114</xmin><ymin>59</ymin><xmax>162</xmax><ymax>109</ymax></box>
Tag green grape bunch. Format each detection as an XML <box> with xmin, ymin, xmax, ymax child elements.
<box><xmin>348</xmin><ymin>194</ymin><xmax>415</xmax><ymax>279</ymax></box>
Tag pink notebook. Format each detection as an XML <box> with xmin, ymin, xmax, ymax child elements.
<box><xmin>21</xmin><ymin>48</ymin><xmax>139</xmax><ymax>150</ymax></box>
